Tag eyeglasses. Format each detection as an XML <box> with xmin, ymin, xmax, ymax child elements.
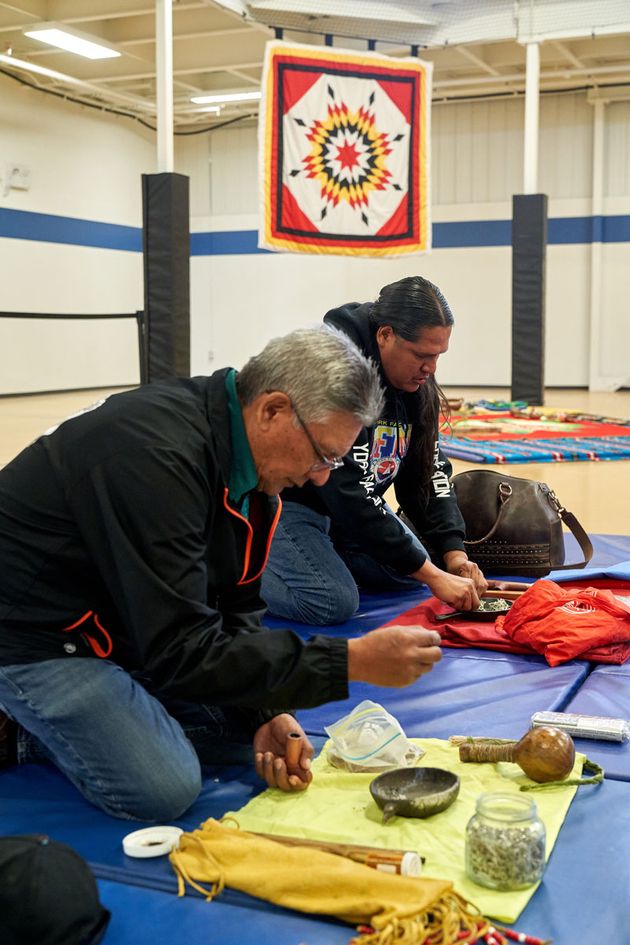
<box><xmin>292</xmin><ymin>404</ymin><xmax>345</xmax><ymax>472</ymax></box>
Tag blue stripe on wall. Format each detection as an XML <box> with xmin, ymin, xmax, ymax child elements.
<box><xmin>190</xmin><ymin>230</ymin><xmax>270</xmax><ymax>256</ymax></box>
<box><xmin>1</xmin><ymin>207</ymin><xmax>629</xmax><ymax>254</ymax></box>
<box><xmin>603</xmin><ymin>214</ymin><xmax>630</xmax><ymax>242</ymax></box>
<box><xmin>190</xmin><ymin>230</ymin><xmax>258</xmax><ymax>256</ymax></box>
<box><xmin>0</xmin><ymin>207</ymin><xmax>142</xmax><ymax>252</ymax></box>
<box><xmin>433</xmin><ymin>219</ymin><xmax>511</xmax><ymax>248</ymax></box>
<box><xmin>191</xmin><ymin>214</ymin><xmax>630</xmax><ymax>251</ymax></box>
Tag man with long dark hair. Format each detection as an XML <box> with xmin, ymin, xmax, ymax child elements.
<box><xmin>262</xmin><ymin>276</ymin><xmax>487</xmax><ymax>625</ymax></box>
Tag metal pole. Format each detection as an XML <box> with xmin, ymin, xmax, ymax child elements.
<box><xmin>156</xmin><ymin>0</ymin><xmax>174</xmax><ymax>172</ymax></box>
<box><xmin>588</xmin><ymin>100</ymin><xmax>605</xmax><ymax>390</ymax></box>
<box><xmin>523</xmin><ymin>42</ymin><xmax>540</xmax><ymax>193</ymax></box>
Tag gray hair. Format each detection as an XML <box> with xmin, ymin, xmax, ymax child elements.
<box><xmin>237</xmin><ymin>325</ymin><xmax>384</xmax><ymax>425</ymax></box>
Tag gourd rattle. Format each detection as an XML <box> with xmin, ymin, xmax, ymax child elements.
<box><xmin>457</xmin><ymin>726</ymin><xmax>575</xmax><ymax>783</ymax></box>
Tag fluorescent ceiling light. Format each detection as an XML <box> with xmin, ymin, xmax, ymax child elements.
<box><xmin>0</xmin><ymin>53</ymin><xmax>81</xmax><ymax>83</ymax></box>
<box><xmin>190</xmin><ymin>90</ymin><xmax>261</xmax><ymax>105</ymax></box>
<box><xmin>197</xmin><ymin>106</ymin><xmax>222</xmax><ymax>114</ymax></box>
<box><xmin>24</xmin><ymin>26</ymin><xmax>121</xmax><ymax>60</ymax></box>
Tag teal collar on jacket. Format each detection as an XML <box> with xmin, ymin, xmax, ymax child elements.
<box><xmin>225</xmin><ymin>368</ymin><xmax>258</xmax><ymax>517</ymax></box>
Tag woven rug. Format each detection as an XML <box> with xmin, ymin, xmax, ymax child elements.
<box><xmin>441</xmin><ymin>404</ymin><xmax>630</xmax><ymax>463</ymax></box>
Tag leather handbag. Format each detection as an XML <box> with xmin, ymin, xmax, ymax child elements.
<box><xmin>450</xmin><ymin>469</ymin><xmax>593</xmax><ymax>577</ymax></box>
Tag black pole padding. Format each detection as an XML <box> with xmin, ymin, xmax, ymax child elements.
<box><xmin>135</xmin><ymin>310</ymin><xmax>148</xmax><ymax>385</ymax></box>
<box><xmin>142</xmin><ymin>172</ymin><xmax>190</xmax><ymax>382</ymax></box>
<box><xmin>511</xmin><ymin>193</ymin><xmax>547</xmax><ymax>405</ymax></box>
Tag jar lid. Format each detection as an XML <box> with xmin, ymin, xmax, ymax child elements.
<box><xmin>474</xmin><ymin>791</ymin><xmax>539</xmax><ymax>822</ymax></box>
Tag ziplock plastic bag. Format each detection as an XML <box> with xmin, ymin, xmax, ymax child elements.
<box><xmin>324</xmin><ymin>700</ymin><xmax>424</xmax><ymax>772</ymax></box>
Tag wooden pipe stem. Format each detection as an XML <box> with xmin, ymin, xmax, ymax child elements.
<box><xmin>285</xmin><ymin>731</ymin><xmax>303</xmax><ymax>774</ymax></box>
<box><xmin>482</xmin><ymin>589</ymin><xmax>527</xmax><ymax>601</ymax></box>
<box><xmin>251</xmin><ymin>831</ymin><xmax>424</xmax><ymax>870</ymax></box>
<box><xmin>487</xmin><ymin>581</ymin><xmax>534</xmax><ymax>592</ymax></box>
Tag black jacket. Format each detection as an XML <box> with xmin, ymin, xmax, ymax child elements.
<box><xmin>282</xmin><ymin>302</ymin><xmax>465</xmax><ymax>574</ymax></box>
<box><xmin>0</xmin><ymin>371</ymin><xmax>348</xmax><ymax>721</ymax></box>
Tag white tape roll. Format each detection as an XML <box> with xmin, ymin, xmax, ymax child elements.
<box><xmin>122</xmin><ymin>825</ymin><xmax>184</xmax><ymax>858</ymax></box>
<box><xmin>400</xmin><ymin>851</ymin><xmax>422</xmax><ymax>877</ymax></box>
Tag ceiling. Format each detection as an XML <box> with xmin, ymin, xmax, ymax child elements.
<box><xmin>0</xmin><ymin>0</ymin><xmax>629</xmax><ymax>132</ymax></box>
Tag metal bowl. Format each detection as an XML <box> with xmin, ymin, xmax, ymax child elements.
<box><xmin>370</xmin><ymin>767</ymin><xmax>460</xmax><ymax>823</ymax></box>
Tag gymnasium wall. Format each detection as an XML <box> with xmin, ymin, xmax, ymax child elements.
<box><xmin>1</xmin><ymin>71</ymin><xmax>629</xmax><ymax>394</ymax></box>
<box><xmin>188</xmin><ymin>93</ymin><xmax>630</xmax><ymax>387</ymax></box>
<box><xmin>0</xmin><ymin>75</ymin><xmax>152</xmax><ymax>394</ymax></box>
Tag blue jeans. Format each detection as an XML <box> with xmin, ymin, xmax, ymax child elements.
<box><xmin>261</xmin><ymin>501</ymin><xmax>424</xmax><ymax>625</ymax></box>
<box><xmin>0</xmin><ymin>658</ymin><xmax>253</xmax><ymax>821</ymax></box>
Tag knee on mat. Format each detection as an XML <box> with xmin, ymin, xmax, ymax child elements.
<box><xmin>110</xmin><ymin>762</ymin><xmax>202</xmax><ymax>823</ymax></box>
<box><xmin>298</xmin><ymin>583</ymin><xmax>360</xmax><ymax>626</ymax></box>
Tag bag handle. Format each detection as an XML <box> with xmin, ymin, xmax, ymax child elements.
<box><xmin>463</xmin><ymin>481</ymin><xmax>593</xmax><ymax>570</ymax></box>
<box><xmin>552</xmin><ymin>506</ymin><xmax>593</xmax><ymax>570</ymax></box>
<box><xmin>541</xmin><ymin>484</ymin><xmax>593</xmax><ymax>569</ymax></box>
<box><xmin>463</xmin><ymin>480</ymin><xmax>514</xmax><ymax>545</ymax></box>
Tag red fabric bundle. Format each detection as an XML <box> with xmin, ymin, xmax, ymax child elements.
<box><xmin>496</xmin><ymin>580</ymin><xmax>630</xmax><ymax>666</ymax></box>
<box><xmin>383</xmin><ymin>579</ymin><xmax>630</xmax><ymax>666</ymax></box>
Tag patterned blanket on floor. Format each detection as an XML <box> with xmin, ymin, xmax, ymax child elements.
<box><xmin>440</xmin><ymin>404</ymin><xmax>630</xmax><ymax>463</ymax></box>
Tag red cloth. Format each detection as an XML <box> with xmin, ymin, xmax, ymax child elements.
<box><xmin>497</xmin><ymin>580</ymin><xmax>630</xmax><ymax>666</ymax></box>
<box><xmin>383</xmin><ymin>579</ymin><xmax>630</xmax><ymax>666</ymax></box>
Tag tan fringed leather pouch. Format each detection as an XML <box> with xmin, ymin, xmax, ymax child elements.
<box><xmin>170</xmin><ymin>819</ymin><xmax>486</xmax><ymax>945</ymax></box>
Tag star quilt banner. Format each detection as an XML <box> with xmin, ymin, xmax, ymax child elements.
<box><xmin>259</xmin><ymin>40</ymin><xmax>432</xmax><ymax>257</ymax></box>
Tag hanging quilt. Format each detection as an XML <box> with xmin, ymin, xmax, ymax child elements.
<box><xmin>259</xmin><ymin>40</ymin><xmax>432</xmax><ymax>257</ymax></box>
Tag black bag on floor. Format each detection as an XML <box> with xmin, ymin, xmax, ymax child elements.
<box><xmin>450</xmin><ymin>469</ymin><xmax>593</xmax><ymax>577</ymax></box>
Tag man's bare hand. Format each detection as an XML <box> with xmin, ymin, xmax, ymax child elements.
<box><xmin>253</xmin><ymin>714</ymin><xmax>313</xmax><ymax>792</ymax></box>
<box><xmin>347</xmin><ymin>626</ymin><xmax>442</xmax><ymax>687</ymax></box>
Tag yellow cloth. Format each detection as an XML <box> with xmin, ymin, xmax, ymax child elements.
<box><xmin>224</xmin><ymin>737</ymin><xmax>586</xmax><ymax>923</ymax></box>
<box><xmin>170</xmin><ymin>818</ymin><xmax>485</xmax><ymax>945</ymax></box>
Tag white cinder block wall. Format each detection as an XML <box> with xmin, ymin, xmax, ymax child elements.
<box><xmin>0</xmin><ymin>77</ymin><xmax>153</xmax><ymax>393</ymax></box>
<box><xmin>1</xmin><ymin>72</ymin><xmax>629</xmax><ymax>394</ymax></box>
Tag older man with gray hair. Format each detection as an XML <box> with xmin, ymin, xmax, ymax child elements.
<box><xmin>0</xmin><ymin>326</ymin><xmax>442</xmax><ymax>820</ymax></box>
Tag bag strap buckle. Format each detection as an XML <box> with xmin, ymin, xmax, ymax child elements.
<box><xmin>547</xmin><ymin>488</ymin><xmax>565</xmax><ymax>516</ymax></box>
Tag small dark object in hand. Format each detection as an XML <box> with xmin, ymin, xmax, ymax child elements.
<box><xmin>370</xmin><ymin>767</ymin><xmax>460</xmax><ymax>823</ymax></box>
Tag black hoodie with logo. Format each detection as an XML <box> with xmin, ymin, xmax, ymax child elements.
<box><xmin>281</xmin><ymin>301</ymin><xmax>466</xmax><ymax>575</ymax></box>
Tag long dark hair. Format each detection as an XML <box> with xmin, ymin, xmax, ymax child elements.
<box><xmin>369</xmin><ymin>276</ymin><xmax>454</xmax><ymax>498</ymax></box>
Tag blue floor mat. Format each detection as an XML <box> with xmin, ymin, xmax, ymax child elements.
<box><xmin>97</xmin><ymin>877</ymin><xmax>350</xmax><ymax>945</ymax></box>
<box><xmin>562</xmin><ymin>665</ymin><xmax>630</xmax><ymax>781</ymax></box>
<box><xmin>93</xmin><ymin>771</ymin><xmax>629</xmax><ymax>945</ymax></box>
<box><xmin>297</xmin><ymin>648</ymin><xmax>588</xmax><ymax>740</ymax></box>
<box><xmin>2</xmin><ymin>533</ymin><xmax>630</xmax><ymax>944</ymax></box>
<box><xmin>2</xmin><ymin>763</ymin><xmax>627</xmax><ymax>945</ymax></box>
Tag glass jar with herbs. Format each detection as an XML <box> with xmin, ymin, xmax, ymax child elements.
<box><xmin>465</xmin><ymin>792</ymin><xmax>546</xmax><ymax>890</ymax></box>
